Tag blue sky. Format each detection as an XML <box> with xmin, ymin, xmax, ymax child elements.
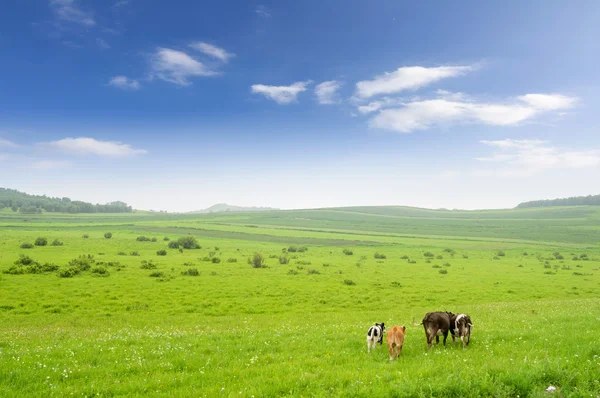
<box><xmin>1</xmin><ymin>0</ymin><xmax>599</xmax><ymax>211</ymax></box>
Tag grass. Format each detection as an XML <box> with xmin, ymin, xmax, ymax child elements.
<box><xmin>0</xmin><ymin>207</ymin><xmax>599</xmax><ymax>396</ymax></box>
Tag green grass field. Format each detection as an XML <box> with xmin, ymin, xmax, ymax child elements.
<box><xmin>1</xmin><ymin>206</ymin><xmax>600</xmax><ymax>397</ymax></box>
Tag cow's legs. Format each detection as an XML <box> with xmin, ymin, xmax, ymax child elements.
<box><xmin>442</xmin><ymin>331</ymin><xmax>448</xmax><ymax>346</ymax></box>
<box><xmin>427</xmin><ymin>327</ymin><xmax>438</xmax><ymax>349</ymax></box>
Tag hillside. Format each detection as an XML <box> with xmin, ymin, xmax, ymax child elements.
<box><xmin>517</xmin><ymin>194</ymin><xmax>600</xmax><ymax>208</ymax></box>
<box><xmin>0</xmin><ymin>187</ymin><xmax>132</xmax><ymax>214</ymax></box>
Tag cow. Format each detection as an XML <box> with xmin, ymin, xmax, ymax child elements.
<box><xmin>422</xmin><ymin>311</ymin><xmax>454</xmax><ymax>349</ymax></box>
<box><xmin>450</xmin><ymin>313</ymin><xmax>473</xmax><ymax>348</ymax></box>
<box><xmin>366</xmin><ymin>323</ymin><xmax>385</xmax><ymax>353</ymax></box>
<box><xmin>386</xmin><ymin>325</ymin><xmax>406</xmax><ymax>361</ymax></box>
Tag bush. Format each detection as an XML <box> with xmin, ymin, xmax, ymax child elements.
<box><xmin>401</xmin><ymin>255</ymin><xmax>409</xmax><ymax>260</ymax></box>
<box><xmin>279</xmin><ymin>255</ymin><xmax>289</xmax><ymax>264</ymax></box>
<box><xmin>432</xmin><ymin>264</ymin><xmax>441</xmax><ymax>269</ymax></box>
<box><xmin>287</xmin><ymin>269</ymin><xmax>298</xmax><ymax>275</ymax></box>
<box><xmin>322</xmin><ymin>263</ymin><xmax>330</xmax><ymax>267</ymax></box>
<box><xmin>178</xmin><ymin>248</ymin><xmax>183</xmax><ymax>253</ymax></box>
<box><xmin>462</xmin><ymin>254</ymin><xmax>469</xmax><ymax>259</ymax></box>
<box><xmin>209</xmin><ymin>251</ymin><xmax>216</xmax><ymax>258</ymax></box>
<box><xmin>343</xmin><ymin>279</ymin><xmax>356</xmax><ymax>286</ymax></box>
<box><xmin>214</xmin><ymin>246</ymin><xmax>220</xmax><ymax>251</ymax></box>
<box><xmin>156</xmin><ymin>249</ymin><xmax>167</xmax><ymax>256</ymax></box>
<box><xmin>181</xmin><ymin>268</ymin><xmax>199</xmax><ymax>276</ymax></box>
<box><xmin>423</xmin><ymin>252</ymin><xmax>434</xmax><ymax>258</ymax></box>
<box><xmin>227</xmin><ymin>258</ymin><xmax>238</xmax><ymax>263</ymax></box>
<box><xmin>51</xmin><ymin>239</ymin><xmax>64</xmax><ymax>246</ymax></box>
<box><xmin>57</xmin><ymin>267</ymin><xmax>80</xmax><ymax>278</ymax></box>
<box><xmin>130</xmin><ymin>250</ymin><xmax>140</xmax><ymax>256</ymax></box>
<box><xmin>136</xmin><ymin>236</ymin><xmax>152</xmax><ymax>242</ymax></box>
<box><xmin>307</xmin><ymin>269</ymin><xmax>320</xmax><ymax>274</ymax></box>
<box><xmin>249</xmin><ymin>253</ymin><xmax>266</xmax><ymax>268</ymax></box>
<box><xmin>296</xmin><ymin>260</ymin><xmax>312</xmax><ymax>265</ymax></box>
<box><xmin>580</xmin><ymin>253</ymin><xmax>589</xmax><ymax>260</ymax></box>
<box><xmin>443</xmin><ymin>262</ymin><xmax>451</xmax><ymax>267</ymax></box>
<box><xmin>287</xmin><ymin>246</ymin><xmax>298</xmax><ymax>253</ymax></box>
<box><xmin>168</xmin><ymin>241</ymin><xmax>180</xmax><ymax>249</ymax></box>
<box><xmin>443</xmin><ymin>248</ymin><xmax>456</xmax><ymax>254</ymax></box>
<box><xmin>163</xmin><ymin>237</ymin><xmax>170</xmax><ymax>241</ymax></box>
<box><xmin>68</xmin><ymin>255</ymin><xmax>95</xmax><ymax>272</ymax></box>
<box><xmin>297</xmin><ymin>246</ymin><xmax>308</xmax><ymax>253</ymax></box>
<box><xmin>211</xmin><ymin>257</ymin><xmax>221</xmax><ymax>264</ymax></box>
<box><xmin>149</xmin><ymin>271</ymin><xmax>165</xmax><ymax>278</ymax></box>
<box><xmin>151</xmin><ymin>237</ymin><xmax>157</xmax><ymax>242</ymax></box>
<box><xmin>91</xmin><ymin>266</ymin><xmax>110</xmax><ymax>277</ymax></box>
<box><xmin>268</xmin><ymin>254</ymin><xmax>278</xmax><ymax>259</ymax></box>
<box><xmin>82</xmin><ymin>234</ymin><xmax>89</xmax><ymax>239</ymax></box>
<box><xmin>436</xmin><ymin>255</ymin><xmax>443</xmax><ymax>259</ymax></box>
<box><xmin>140</xmin><ymin>260</ymin><xmax>157</xmax><ymax>270</ymax></box>
<box><xmin>374</xmin><ymin>252</ymin><xmax>386</xmax><ymax>259</ymax></box>
<box><xmin>439</xmin><ymin>269</ymin><xmax>448</xmax><ymax>274</ymax></box>
<box><xmin>177</xmin><ymin>236</ymin><xmax>201</xmax><ymax>249</ymax></box>
<box><xmin>104</xmin><ymin>232</ymin><xmax>112</xmax><ymax>239</ymax></box>
<box><xmin>343</xmin><ymin>249</ymin><xmax>353</xmax><ymax>256</ymax></box>
<box><xmin>20</xmin><ymin>242</ymin><xmax>34</xmax><ymax>249</ymax></box>
<box><xmin>408</xmin><ymin>260</ymin><xmax>417</xmax><ymax>264</ymax></box>
<box><xmin>200</xmin><ymin>256</ymin><xmax>211</xmax><ymax>262</ymax></box>
<box><xmin>117</xmin><ymin>251</ymin><xmax>127</xmax><ymax>256</ymax></box>
<box><xmin>497</xmin><ymin>250</ymin><xmax>505</xmax><ymax>257</ymax></box>
<box><xmin>522</xmin><ymin>252</ymin><xmax>528</xmax><ymax>256</ymax></box>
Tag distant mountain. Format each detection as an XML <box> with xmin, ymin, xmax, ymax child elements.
<box><xmin>188</xmin><ymin>203</ymin><xmax>279</xmax><ymax>214</ymax></box>
<box><xmin>516</xmin><ymin>194</ymin><xmax>600</xmax><ymax>208</ymax></box>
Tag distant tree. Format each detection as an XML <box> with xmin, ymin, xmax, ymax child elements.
<box><xmin>34</xmin><ymin>237</ymin><xmax>48</xmax><ymax>246</ymax></box>
<box><xmin>249</xmin><ymin>253</ymin><xmax>265</xmax><ymax>268</ymax></box>
<box><xmin>177</xmin><ymin>236</ymin><xmax>200</xmax><ymax>249</ymax></box>
<box><xmin>104</xmin><ymin>232</ymin><xmax>113</xmax><ymax>239</ymax></box>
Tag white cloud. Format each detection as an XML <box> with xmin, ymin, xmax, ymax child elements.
<box><xmin>355</xmin><ymin>65</ymin><xmax>475</xmax><ymax>99</ymax></box>
<box><xmin>112</xmin><ymin>0</ymin><xmax>129</xmax><ymax>8</ymax></box>
<box><xmin>0</xmin><ymin>138</ymin><xmax>19</xmax><ymax>148</ymax></box>
<box><xmin>108</xmin><ymin>75</ymin><xmax>141</xmax><ymax>90</ymax></box>
<box><xmin>43</xmin><ymin>137</ymin><xmax>147</xmax><ymax>157</ymax></box>
<box><xmin>251</xmin><ymin>81</ymin><xmax>312</xmax><ymax>104</ymax></box>
<box><xmin>189</xmin><ymin>42</ymin><xmax>235</xmax><ymax>63</ymax></box>
<box><xmin>97</xmin><ymin>38</ymin><xmax>110</xmax><ymax>49</ymax></box>
<box><xmin>315</xmin><ymin>81</ymin><xmax>341</xmax><ymax>104</ymax></box>
<box><xmin>255</xmin><ymin>5</ymin><xmax>271</xmax><ymax>18</ymax></box>
<box><xmin>369</xmin><ymin>93</ymin><xmax>577</xmax><ymax>133</ymax></box>
<box><xmin>150</xmin><ymin>48</ymin><xmax>215</xmax><ymax>86</ymax></box>
<box><xmin>476</xmin><ymin>139</ymin><xmax>600</xmax><ymax>176</ymax></box>
<box><xmin>50</xmin><ymin>0</ymin><xmax>95</xmax><ymax>27</ymax></box>
<box><xmin>357</xmin><ymin>97</ymin><xmax>404</xmax><ymax>114</ymax></box>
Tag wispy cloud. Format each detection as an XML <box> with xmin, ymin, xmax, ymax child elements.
<box><xmin>355</xmin><ymin>65</ymin><xmax>476</xmax><ymax>99</ymax></box>
<box><xmin>112</xmin><ymin>0</ymin><xmax>130</xmax><ymax>9</ymax></box>
<box><xmin>96</xmin><ymin>38</ymin><xmax>110</xmax><ymax>49</ymax></box>
<box><xmin>0</xmin><ymin>138</ymin><xmax>19</xmax><ymax>148</ymax></box>
<box><xmin>369</xmin><ymin>93</ymin><xmax>577</xmax><ymax>133</ymax></box>
<box><xmin>251</xmin><ymin>81</ymin><xmax>312</xmax><ymax>104</ymax></box>
<box><xmin>255</xmin><ymin>5</ymin><xmax>271</xmax><ymax>18</ymax></box>
<box><xmin>189</xmin><ymin>42</ymin><xmax>235</xmax><ymax>63</ymax></box>
<box><xmin>29</xmin><ymin>160</ymin><xmax>72</xmax><ymax>170</ymax></box>
<box><xmin>315</xmin><ymin>81</ymin><xmax>342</xmax><ymax>104</ymax></box>
<box><xmin>108</xmin><ymin>75</ymin><xmax>140</xmax><ymax>90</ymax></box>
<box><xmin>475</xmin><ymin>139</ymin><xmax>600</xmax><ymax>177</ymax></box>
<box><xmin>357</xmin><ymin>97</ymin><xmax>405</xmax><ymax>114</ymax></box>
<box><xmin>150</xmin><ymin>47</ymin><xmax>216</xmax><ymax>86</ymax></box>
<box><xmin>43</xmin><ymin>137</ymin><xmax>147</xmax><ymax>157</ymax></box>
<box><xmin>50</xmin><ymin>0</ymin><xmax>95</xmax><ymax>27</ymax></box>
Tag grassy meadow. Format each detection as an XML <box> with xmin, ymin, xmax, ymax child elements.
<box><xmin>1</xmin><ymin>206</ymin><xmax>600</xmax><ymax>397</ymax></box>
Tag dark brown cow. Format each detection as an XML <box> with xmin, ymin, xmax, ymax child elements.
<box><xmin>422</xmin><ymin>311</ymin><xmax>454</xmax><ymax>348</ymax></box>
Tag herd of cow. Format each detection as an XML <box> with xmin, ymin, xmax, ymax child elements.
<box><xmin>366</xmin><ymin>311</ymin><xmax>474</xmax><ymax>361</ymax></box>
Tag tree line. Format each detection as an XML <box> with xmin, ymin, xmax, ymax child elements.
<box><xmin>516</xmin><ymin>194</ymin><xmax>600</xmax><ymax>208</ymax></box>
<box><xmin>0</xmin><ymin>188</ymin><xmax>133</xmax><ymax>214</ymax></box>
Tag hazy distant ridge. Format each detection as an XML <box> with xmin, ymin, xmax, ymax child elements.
<box><xmin>188</xmin><ymin>203</ymin><xmax>278</xmax><ymax>214</ymax></box>
<box><xmin>516</xmin><ymin>194</ymin><xmax>600</xmax><ymax>208</ymax></box>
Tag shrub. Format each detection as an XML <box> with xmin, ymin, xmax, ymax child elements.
<box><xmin>15</xmin><ymin>254</ymin><xmax>37</xmax><ymax>266</ymax></box>
<box><xmin>181</xmin><ymin>268</ymin><xmax>199</xmax><ymax>276</ymax></box>
<box><xmin>91</xmin><ymin>267</ymin><xmax>110</xmax><ymax>277</ymax></box>
<box><xmin>209</xmin><ymin>251</ymin><xmax>216</xmax><ymax>258</ymax></box>
<box><xmin>214</xmin><ymin>246</ymin><xmax>220</xmax><ymax>251</ymax></box>
<box><xmin>183</xmin><ymin>262</ymin><xmax>195</xmax><ymax>267</ymax></box>
<box><xmin>140</xmin><ymin>260</ymin><xmax>157</xmax><ymax>270</ymax></box>
<box><xmin>163</xmin><ymin>237</ymin><xmax>170</xmax><ymax>241</ymax></box>
<box><xmin>401</xmin><ymin>255</ymin><xmax>409</xmax><ymax>260</ymax></box>
<box><xmin>443</xmin><ymin>262</ymin><xmax>451</xmax><ymax>267</ymax></box>
<box><xmin>408</xmin><ymin>260</ymin><xmax>417</xmax><ymax>264</ymax></box>
<box><xmin>423</xmin><ymin>252</ymin><xmax>434</xmax><ymax>258</ymax></box>
<box><xmin>227</xmin><ymin>258</ymin><xmax>238</xmax><ymax>263</ymax></box>
<box><xmin>287</xmin><ymin>246</ymin><xmax>298</xmax><ymax>253</ymax></box>
<box><xmin>200</xmin><ymin>256</ymin><xmax>211</xmax><ymax>262</ymax></box>
<box><xmin>104</xmin><ymin>232</ymin><xmax>112</xmax><ymax>239</ymax></box>
<box><xmin>149</xmin><ymin>271</ymin><xmax>165</xmax><ymax>278</ymax></box>
<box><xmin>342</xmin><ymin>249</ymin><xmax>353</xmax><ymax>256</ymax></box>
<box><xmin>462</xmin><ymin>254</ymin><xmax>469</xmax><ymax>259</ymax></box>
<box><xmin>269</xmin><ymin>254</ymin><xmax>278</xmax><ymax>259</ymax></box>
<box><xmin>151</xmin><ymin>237</ymin><xmax>157</xmax><ymax>242</ymax></box>
<box><xmin>343</xmin><ymin>279</ymin><xmax>356</xmax><ymax>286</ymax></box>
<box><xmin>177</xmin><ymin>236</ymin><xmax>201</xmax><ymax>249</ymax></box>
<box><xmin>68</xmin><ymin>255</ymin><xmax>95</xmax><ymax>272</ymax></box>
<box><xmin>432</xmin><ymin>264</ymin><xmax>441</xmax><ymax>269</ymax></box>
<box><xmin>443</xmin><ymin>248</ymin><xmax>456</xmax><ymax>255</ymax></box>
<box><xmin>497</xmin><ymin>250</ymin><xmax>505</xmax><ymax>257</ymax></box>
<box><xmin>249</xmin><ymin>253</ymin><xmax>266</xmax><ymax>268</ymax></box>
<box><xmin>51</xmin><ymin>239</ymin><xmax>64</xmax><ymax>246</ymax></box>
<box><xmin>374</xmin><ymin>252</ymin><xmax>386</xmax><ymax>259</ymax></box>
<box><xmin>168</xmin><ymin>241</ymin><xmax>180</xmax><ymax>249</ymax></box>
<box><xmin>554</xmin><ymin>253</ymin><xmax>564</xmax><ymax>260</ymax></box>
<box><xmin>439</xmin><ymin>269</ymin><xmax>448</xmax><ymax>274</ymax></box>
<box><xmin>307</xmin><ymin>268</ymin><xmax>320</xmax><ymax>274</ymax></box>
<box><xmin>522</xmin><ymin>252</ymin><xmax>528</xmax><ymax>256</ymax></box>
<box><xmin>297</xmin><ymin>246</ymin><xmax>308</xmax><ymax>253</ymax></box>
<box><xmin>296</xmin><ymin>260</ymin><xmax>312</xmax><ymax>265</ymax></box>
<box><xmin>493</xmin><ymin>256</ymin><xmax>500</xmax><ymax>260</ymax></box>
<box><xmin>580</xmin><ymin>253</ymin><xmax>589</xmax><ymax>260</ymax></box>
<box><xmin>211</xmin><ymin>257</ymin><xmax>221</xmax><ymax>264</ymax></box>
<box><xmin>130</xmin><ymin>250</ymin><xmax>140</xmax><ymax>256</ymax></box>
<box><xmin>287</xmin><ymin>269</ymin><xmax>298</xmax><ymax>275</ymax></box>
<box><xmin>178</xmin><ymin>248</ymin><xmax>183</xmax><ymax>253</ymax></box>
<box><xmin>436</xmin><ymin>255</ymin><xmax>443</xmax><ymax>259</ymax></box>
<box><xmin>425</xmin><ymin>259</ymin><xmax>431</xmax><ymax>263</ymax></box>
<box><xmin>391</xmin><ymin>281</ymin><xmax>401</xmax><ymax>287</ymax></box>
<box><xmin>322</xmin><ymin>263</ymin><xmax>330</xmax><ymax>267</ymax></box>
<box><xmin>279</xmin><ymin>255</ymin><xmax>289</xmax><ymax>264</ymax></box>
<box><xmin>117</xmin><ymin>251</ymin><xmax>127</xmax><ymax>256</ymax></box>
<box><xmin>58</xmin><ymin>267</ymin><xmax>80</xmax><ymax>278</ymax></box>
<box><xmin>136</xmin><ymin>236</ymin><xmax>151</xmax><ymax>242</ymax></box>
<box><xmin>20</xmin><ymin>242</ymin><xmax>34</xmax><ymax>249</ymax></box>
<box><xmin>82</xmin><ymin>234</ymin><xmax>89</xmax><ymax>239</ymax></box>
<box><xmin>156</xmin><ymin>249</ymin><xmax>167</xmax><ymax>256</ymax></box>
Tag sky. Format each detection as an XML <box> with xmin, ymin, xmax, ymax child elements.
<box><xmin>1</xmin><ymin>0</ymin><xmax>600</xmax><ymax>212</ymax></box>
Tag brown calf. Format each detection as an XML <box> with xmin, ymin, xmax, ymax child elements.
<box><xmin>386</xmin><ymin>325</ymin><xmax>406</xmax><ymax>361</ymax></box>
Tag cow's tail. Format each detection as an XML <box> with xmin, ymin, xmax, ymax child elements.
<box><xmin>412</xmin><ymin>317</ymin><xmax>422</xmax><ymax>327</ymax></box>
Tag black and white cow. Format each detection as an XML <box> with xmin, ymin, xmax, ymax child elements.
<box><xmin>366</xmin><ymin>323</ymin><xmax>386</xmax><ymax>353</ymax></box>
<box><xmin>450</xmin><ymin>313</ymin><xmax>473</xmax><ymax>348</ymax></box>
<box><xmin>422</xmin><ymin>311</ymin><xmax>454</xmax><ymax>348</ymax></box>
